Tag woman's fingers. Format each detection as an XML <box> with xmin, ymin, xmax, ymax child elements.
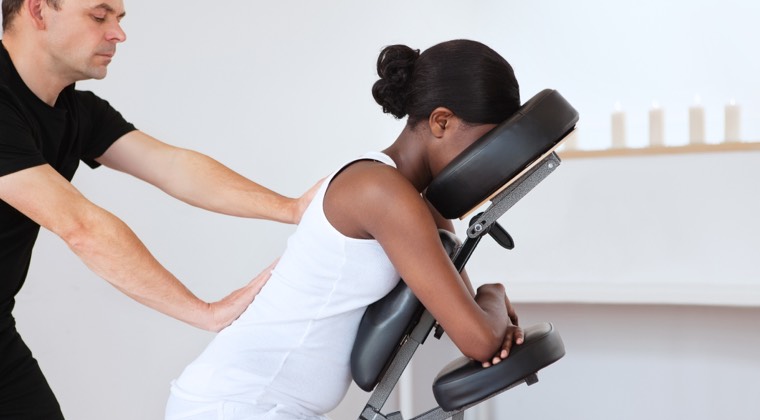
<box><xmin>514</xmin><ymin>325</ymin><xmax>525</xmax><ymax>345</ymax></box>
<box><xmin>482</xmin><ymin>325</ymin><xmax>524</xmax><ymax>367</ymax></box>
<box><xmin>505</xmin><ymin>294</ymin><xmax>519</xmax><ymax>326</ymax></box>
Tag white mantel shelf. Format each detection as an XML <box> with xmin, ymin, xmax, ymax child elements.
<box><xmin>559</xmin><ymin>141</ymin><xmax>760</xmax><ymax>159</ymax></box>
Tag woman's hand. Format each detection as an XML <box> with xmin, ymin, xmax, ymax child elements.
<box><xmin>481</xmin><ymin>288</ymin><xmax>524</xmax><ymax>368</ymax></box>
<box><xmin>481</xmin><ymin>322</ymin><xmax>524</xmax><ymax>368</ymax></box>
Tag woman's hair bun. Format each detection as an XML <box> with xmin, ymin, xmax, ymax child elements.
<box><xmin>371</xmin><ymin>44</ymin><xmax>420</xmax><ymax>119</ymax></box>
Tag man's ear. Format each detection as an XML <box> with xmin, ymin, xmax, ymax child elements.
<box><xmin>27</xmin><ymin>0</ymin><xmax>47</xmax><ymax>30</ymax></box>
<box><xmin>428</xmin><ymin>107</ymin><xmax>456</xmax><ymax>139</ymax></box>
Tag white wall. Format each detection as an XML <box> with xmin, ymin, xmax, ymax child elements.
<box><xmin>369</xmin><ymin>303</ymin><xmax>760</xmax><ymax>420</ymax></box>
<box><xmin>463</xmin><ymin>150</ymin><xmax>760</xmax><ymax>306</ymax></box>
<box><xmin>3</xmin><ymin>1</ymin><xmax>760</xmax><ymax>419</ymax></box>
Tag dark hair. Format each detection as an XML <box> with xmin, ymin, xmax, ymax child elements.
<box><xmin>2</xmin><ymin>0</ymin><xmax>62</xmax><ymax>32</ymax></box>
<box><xmin>372</xmin><ymin>40</ymin><xmax>520</xmax><ymax>126</ymax></box>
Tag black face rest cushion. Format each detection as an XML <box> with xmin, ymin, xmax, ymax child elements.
<box><xmin>425</xmin><ymin>89</ymin><xmax>579</xmax><ymax>220</ymax></box>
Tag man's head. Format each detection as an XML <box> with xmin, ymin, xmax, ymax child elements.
<box><xmin>2</xmin><ymin>0</ymin><xmax>127</xmax><ymax>83</ymax></box>
<box><xmin>2</xmin><ymin>0</ymin><xmax>60</xmax><ymax>32</ymax></box>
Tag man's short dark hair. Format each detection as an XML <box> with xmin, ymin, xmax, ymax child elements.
<box><xmin>2</xmin><ymin>0</ymin><xmax>62</xmax><ymax>32</ymax></box>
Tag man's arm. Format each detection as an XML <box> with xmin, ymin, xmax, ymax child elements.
<box><xmin>0</xmin><ymin>164</ymin><xmax>269</xmax><ymax>331</ymax></box>
<box><xmin>96</xmin><ymin>131</ymin><xmax>320</xmax><ymax>224</ymax></box>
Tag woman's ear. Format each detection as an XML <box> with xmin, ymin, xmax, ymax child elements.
<box><xmin>428</xmin><ymin>107</ymin><xmax>456</xmax><ymax>139</ymax></box>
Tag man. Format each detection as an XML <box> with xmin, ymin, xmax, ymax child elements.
<box><xmin>0</xmin><ymin>0</ymin><xmax>318</xmax><ymax>418</ymax></box>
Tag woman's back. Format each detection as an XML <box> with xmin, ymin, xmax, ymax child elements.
<box><xmin>170</xmin><ymin>152</ymin><xmax>400</xmax><ymax>417</ymax></box>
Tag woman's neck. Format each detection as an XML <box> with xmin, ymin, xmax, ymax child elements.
<box><xmin>382</xmin><ymin>124</ymin><xmax>433</xmax><ymax>193</ymax></box>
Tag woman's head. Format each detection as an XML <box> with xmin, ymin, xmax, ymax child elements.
<box><xmin>372</xmin><ymin>40</ymin><xmax>520</xmax><ymax>128</ymax></box>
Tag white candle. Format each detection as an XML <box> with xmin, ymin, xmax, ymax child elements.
<box><xmin>724</xmin><ymin>100</ymin><xmax>741</xmax><ymax>142</ymax></box>
<box><xmin>688</xmin><ymin>95</ymin><xmax>705</xmax><ymax>144</ymax></box>
<box><xmin>649</xmin><ymin>101</ymin><xmax>665</xmax><ymax>147</ymax></box>
<box><xmin>611</xmin><ymin>102</ymin><xmax>626</xmax><ymax>149</ymax></box>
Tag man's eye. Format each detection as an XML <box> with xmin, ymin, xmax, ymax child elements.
<box><xmin>92</xmin><ymin>15</ymin><xmax>106</xmax><ymax>22</ymax></box>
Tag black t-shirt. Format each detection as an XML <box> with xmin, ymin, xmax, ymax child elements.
<box><xmin>0</xmin><ymin>40</ymin><xmax>136</xmax><ymax>329</ymax></box>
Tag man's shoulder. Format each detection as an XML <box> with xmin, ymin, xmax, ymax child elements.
<box><xmin>68</xmin><ymin>87</ymin><xmax>119</xmax><ymax>115</ymax></box>
<box><xmin>0</xmin><ymin>48</ymin><xmax>22</xmax><ymax>107</ymax></box>
<box><xmin>0</xmin><ymin>83</ymin><xmax>30</xmax><ymax>124</ymax></box>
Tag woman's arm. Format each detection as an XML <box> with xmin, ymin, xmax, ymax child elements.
<box><xmin>425</xmin><ymin>198</ymin><xmax>477</xmax><ymax>297</ymax></box>
<box><xmin>426</xmin><ymin>197</ymin><xmax>523</xmax><ymax>366</ymax></box>
<box><xmin>325</xmin><ymin>162</ymin><xmax>521</xmax><ymax>363</ymax></box>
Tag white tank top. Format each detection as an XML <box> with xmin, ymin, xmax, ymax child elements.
<box><xmin>172</xmin><ymin>152</ymin><xmax>401</xmax><ymax>416</ymax></box>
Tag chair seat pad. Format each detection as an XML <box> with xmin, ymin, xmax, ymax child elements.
<box><xmin>432</xmin><ymin>322</ymin><xmax>565</xmax><ymax>411</ymax></box>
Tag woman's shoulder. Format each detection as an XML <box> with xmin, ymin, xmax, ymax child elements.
<box><xmin>331</xmin><ymin>159</ymin><xmax>417</xmax><ymax>202</ymax></box>
<box><xmin>324</xmin><ymin>158</ymin><xmax>427</xmax><ymax>239</ymax></box>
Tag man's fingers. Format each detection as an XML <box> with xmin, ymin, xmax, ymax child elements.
<box><xmin>294</xmin><ymin>178</ymin><xmax>325</xmax><ymax>223</ymax></box>
<box><xmin>210</xmin><ymin>259</ymin><xmax>281</xmax><ymax>332</ymax></box>
<box><xmin>247</xmin><ymin>258</ymin><xmax>279</xmax><ymax>290</ymax></box>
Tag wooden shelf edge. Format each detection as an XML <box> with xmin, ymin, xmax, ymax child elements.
<box><xmin>558</xmin><ymin>142</ymin><xmax>760</xmax><ymax>159</ymax></box>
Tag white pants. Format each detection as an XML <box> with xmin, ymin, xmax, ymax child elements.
<box><xmin>165</xmin><ymin>384</ymin><xmax>329</xmax><ymax>420</ymax></box>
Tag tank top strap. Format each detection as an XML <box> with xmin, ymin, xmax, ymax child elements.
<box><xmin>358</xmin><ymin>151</ymin><xmax>397</xmax><ymax>168</ymax></box>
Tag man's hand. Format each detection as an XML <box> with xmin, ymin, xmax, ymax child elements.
<box><xmin>204</xmin><ymin>259</ymin><xmax>278</xmax><ymax>332</ymax></box>
<box><xmin>288</xmin><ymin>178</ymin><xmax>324</xmax><ymax>224</ymax></box>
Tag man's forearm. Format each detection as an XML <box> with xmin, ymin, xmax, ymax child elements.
<box><xmin>62</xmin><ymin>204</ymin><xmax>215</xmax><ymax>330</ymax></box>
<box><xmin>155</xmin><ymin>148</ymin><xmax>299</xmax><ymax>223</ymax></box>
<box><xmin>96</xmin><ymin>131</ymin><xmax>303</xmax><ymax>224</ymax></box>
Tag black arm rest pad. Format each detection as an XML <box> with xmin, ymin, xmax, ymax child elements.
<box><xmin>351</xmin><ymin>278</ymin><xmax>421</xmax><ymax>392</ymax></box>
<box><xmin>426</xmin><ymin>89</ymin><xmax>578</xmax><ymax>219</ymax></box>
<box><xmin>432</xmin><ymin>322</ymin><xmax>565</xmax><ymax>412</ymax></box>
<box><xmin>351</xmin><ymin>230</ymin><xmax>460</xmax><ymax>391</ymax></box>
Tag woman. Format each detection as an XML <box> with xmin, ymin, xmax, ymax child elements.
<box><xmin>166</xmin><ymin>39</ymin><xmax>524</xmax><ymax>420</ymax></box>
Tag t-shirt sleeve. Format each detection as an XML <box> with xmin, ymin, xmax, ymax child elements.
<box><xmin>0</xmin><ymin>89</ymin><xmax>47</xmax><ymax>178</ymax></box>
<box><xmin>75</xmin><ymin>90</ymin><xmax>136</xmax><ymax>169</ymax></box>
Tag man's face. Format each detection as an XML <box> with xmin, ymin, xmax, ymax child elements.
<box><xmin>43</xmin><ymin>0</ymin><xmax>127</xmax><ymax>82</ymax></box>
